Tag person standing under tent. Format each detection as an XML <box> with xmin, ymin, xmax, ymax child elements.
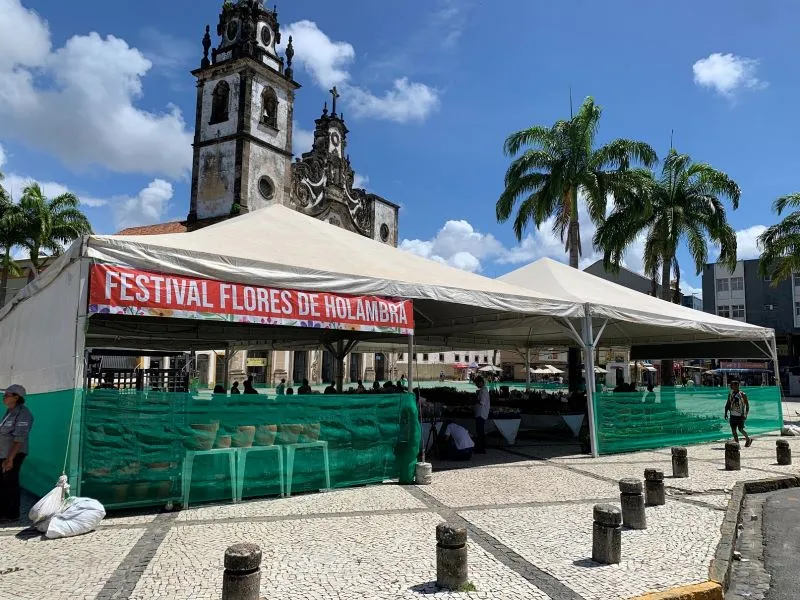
<box><xmin>474</xmin><ymin>376</ymin><xmax>490</xmax><ymax>454</ymax></box>
<box><xmin>725</xmin><ymin>380</ymin><xmax>753</xmax><ymax>447</ymax></box>
<box><xmin>243</xmin><ymin>378</ymin><xmax>259</xmax><ymax>394</ymax></box>
<box><xmin>230</xmin><ymin>381</ymin><xmax>240</xmax><ymax>394</ymax></box>
<box><xmin>275</xmin><ymin>378</ymin><xmax>286</xmax><ymax>395</ymax></box>
<box><xmin>0</xmin><ymin>385</ymin><xmax>34</xmax><ymax>522</ymax></box>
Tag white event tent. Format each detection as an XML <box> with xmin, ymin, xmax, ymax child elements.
<box><xmin>0</xmin><ymin>206</ymin><xmax>777</xmax><ymax>457</ymax></box>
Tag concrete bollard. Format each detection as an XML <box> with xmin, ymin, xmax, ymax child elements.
<box><xmin>644</xmin><ymin>469</ymin><xmax>666</xmax><ymax>506</ymax></box>
<box><xmin>222</xmin><ymin>544</ymin><xmax>262</xmax><ymax>600</ymax></box>
<box><xmin>777</xmin><ymin>439</ymin><xmax>792</xmax><ymax>465</ymax></box>
<box><xmin>436</xmin><ymin>523</ymin><xmax>468</xmax><ymax>590</ymax></box>
<box><xmin>671</xmin><ymin>446</ymin><xmax>689</xmax><ymax>478</ymax></box>
<box><xmin>725</xmin><ymin>441</ymin><xmax>741</xmax><ymax>471</ymax></box>
<box><xmin>416</xmin><ymin>462</ymin><xmax>433</xmax><ymax>485</ymax></box>
<box><xmin>619</xmin><ymin>478</ymin><xmax>647</xmax><ymax>530</ymax></box>
<box><xmin>592</xmin><ymin>504</ymin><xmax>622</xmax><ymax>565</ymax></box>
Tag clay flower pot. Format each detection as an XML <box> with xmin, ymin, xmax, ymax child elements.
<box><xmin>254</xmin><ymin>424</ymin><xmax>277</xmax><ymax>446</ymax></box>
<box><xmin>232</xmin><ymin>426</ymin><xmax>256</xmax><ymax>448</ymax></box>
<box><xmin>215</xmin><ymin>435</ymin><xmax>232</xmax><ymax>449</ymax></box>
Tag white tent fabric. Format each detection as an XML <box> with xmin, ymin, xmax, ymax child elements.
<box><xmin>86</xmin><ymin>205</ymin><xmax>581</xmax><ymax>320</ymax></box>
<box><xmin>498</xmin><ymin>258</ymin><xmax>773</xmax><ymax>345</ymax></box>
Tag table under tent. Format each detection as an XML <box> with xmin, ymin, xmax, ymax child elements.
<box><xmin>0</xmin><ymin>205</ymin><xmax>582</xmax><ymax>510</ymax></box>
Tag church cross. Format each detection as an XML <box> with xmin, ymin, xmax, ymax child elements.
<box><xmin>329</xmin><ymin>86</ymin><xmax>340</xmax><ymax>115</ymax></box>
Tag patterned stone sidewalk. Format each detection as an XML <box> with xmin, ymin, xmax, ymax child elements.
<box><xmin>1</xmin><ymin>433</ymin><xmax>798</xmax><ymax>600</ymax></box>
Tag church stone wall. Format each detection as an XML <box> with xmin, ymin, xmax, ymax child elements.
<box><xmin>200</xmin><ymin>73</ymin><xmax>240</xmax><ymax>142</ymax></box>
<box><xmin>373</xmin><ymin>200</ymin><xmax>398</xmax><ymax>247</ymax></box>
<box><xmin>196</xmin><ymin>140</ymin><xmax>237</xmax><ymax>218</ymax></box>
<box><xmin>246</xmin><ymin>142</ymin><xmax>288</xmax><ymax>209</ymax></box>
<box><xmin>249</xmin><ymin>78</ymin><xmax>291</xmax><ymax>150</ymax></box>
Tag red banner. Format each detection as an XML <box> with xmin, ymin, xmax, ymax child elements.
<box><xmin>88</xmin><ymin>264</ymin><xmax>414</xmax><ymax>334</ymax></box>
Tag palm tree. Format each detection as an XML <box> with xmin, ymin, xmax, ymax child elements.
<box><xmin>0</xmin><ymin>174</ymin><xmax>24</xmax><ymax>305</ymax></box>
<box><xmin>496</xmin><ymin>96</ymin><xmax>658</xmax><ymax>268</ymax></box>
<box><xmin>496</xmin><ymin>96</ymin><xmax>657</xmax><ymax>391</ymax></box>
<box><xmin>595</xmin><ymin>149</ymin><xmax>740</xmax><ymax>384</ymax></box>
<box><xmin>19</xmin><ymin>183</ymin><xmax>93</xmax><ymax>276</ymax></box>
<box><xmin>758</xmin><ymin>193</ymin><xmax>800</xmax><ymax>283</ymax></box>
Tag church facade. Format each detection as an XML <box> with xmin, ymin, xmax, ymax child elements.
<box><xmin>119</xmin><ymin>1</ymin><xmax>402</xmax><ymax>387</ymax></box>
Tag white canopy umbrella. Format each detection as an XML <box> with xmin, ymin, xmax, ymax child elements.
<box><xmin>478</xmin><ymin>365</ymin><xmax>502</xmax><ymax>373</ymax></box>
<box><xmin>544</xmin><ymin>364</ymin><xmax>564</xmax><ymax>374</ymax></box>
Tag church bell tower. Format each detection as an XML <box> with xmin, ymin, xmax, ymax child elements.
<box><xmin>188</xmin><ymin>0</ymin><xmax>300</xmax><ymax>221</ymax></box>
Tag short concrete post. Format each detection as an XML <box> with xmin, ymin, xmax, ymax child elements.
<box><xmin>671</xmin><ymin>446</ymin><xmax>689</xmax><ymax>478</ymax></box>
<box><xmin>725</xmin><ymin>441</ymin><xmax>741</xmax><ymax>471</ymax></box>
<box><xmin>416</xmin><ymin>462</ymin><xmax>433</xmax><ymax>485</ymax></box>
<box><xmin>436</xmin><ymin>523</ymin><xmax>467</xmax><ymax>590</ymax></box>
<box><xmin>619</xmin><ymin>478</ymin><xmax>647</xmax><ymax>530</ymax></box>
<box><xmin>777</xmin><ymin>439</ymin><xmax>792</xmax><ymax>465</ymax></box>
<box><xmin>222</xmin><ymin>543</ymin><xmax>262</xmax><ymax>600</ymax></box>
<box><xmin>644</xmin><ymin>469</ymin><xmax>665</xmax><ymax>506</ymax></box>
<box><xmin>592</xmin><ymin>504</ymin><xmax>621</xmax><ymax>565</ymax></box>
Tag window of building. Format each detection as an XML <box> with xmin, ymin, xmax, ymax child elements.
<box><xmin>398</xmin><ymin>353</ymin><xmax>403</xmax><ymax>360</ymax></box>
<box><xmin>454</xmin><ymin>354</ymin><xmax>460</xmax><ymax>362</ymax></box>
<box><xmin>730</xmin><ymin>277</ymin><xmax>744</xmax><ymax>291</ymax></box>
<box><xmin>260</xmin><ymin>86</ymin><xmax>278</xmax><ymax>129</ymax></box>
<box><xmin>209</xmin><ymin>80</ymin><xmax>230</xmax><ymax>124</ymax></box>
<box><xmin>474</xmin><ymin>355</ymin><xmax>479</xmax><ymax>362</ymax></box>
<box><xmin>731</xmin><ymin>304</ymin><xmax>745</xmax><ymax>319</ymax></box>
<box><xmin>716</xmin><ymin>278</ymin><xmax>729</xmax><ymax>292</ymax></box>
<box><xmin>795</xmin><ymin>302</ymin><xmax>800</xmax><ymax>317</ymax></box>
<box><xmin>764</xmin><ymin>304</ymin><xmax>776</xmax><ymax>311</ymax></box>
<box><xmin>422</xmin><ymin>353</ymin><xmax>429</xmax><ymax>361</ymax></box>
<box><xmin>439</xmin><ymin>353</ymin><xmax>445</xmax><ymax>362</ymax></box>
<box><xmin>483</xmin><ymin>355</ymin><xmax>488</xmax><ymax>363</ymax></box>
<box><xmin>717</xmin><ymin>305</ymin><xmax>730</xmax><ymax>318</ymax></box>
<box><xmin>413</xmin><ymin>353</ymin><xmax>417</xmax><ymax>361</ymax></box>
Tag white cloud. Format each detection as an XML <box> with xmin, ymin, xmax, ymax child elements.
<box><xmin>735</xmin><ymin>224</ymin><xmax>767</xmax><ymax>260</ymax></box>
<box><xmin>113</xmin><ymin>179</ymin><xmax>173</xmax><ymax>229</ymax></box>
<box><xmin>0</xmin><ymin>144</ymin><xmax>6</xmax><ymax>170</ymax></box>
<box><xmin>0</xmin><ymin>0</ymin><xmax>192</xmax><ymax>178</ymax></box>
<box><xmin>692</xmin><ymin>52</ymin><xmax>765</xmax><ymax>98</ymax></box>
<box><xmin>292</xmin><ymin>123</ymin><xmax>314</xmax><ymax>155</ymax></box>
<box><xmin>346</xmin><ymin>78</ymin><xmax>440</xmax><ymax>123</ymax></box>
<box><xmin>282</xmin><ymin>20</ymin><xmax>354</xmax><ymax>89</ymax></box>
<box><xmin>401</xmin><ymin>220</ymin><xmax>506</xmax><ymax>273</ymax></box>
<box><xmin>139</xmin><ymin>27</ymin><xmax>194</xmax><ymax>75</ymax></box>
<box><xmin>353</xmin><ymin>173</ymin><xmax>369</xmax><ymax>189</ymax></box>
<box><xmin>281</xmin><ymin>21</ymin><xmax>439</xmax><ymax>123</ymax></box>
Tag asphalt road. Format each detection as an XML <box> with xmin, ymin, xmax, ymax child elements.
<box><xmin>764</xmin><ymin>487</ymin><xmax>800</xmax><ymax>600</ymax></box>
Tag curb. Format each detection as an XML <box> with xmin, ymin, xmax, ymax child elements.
<box><xmin>708</xmin><ymin>475</ymin><xmax>800</xmax><ymax>589</ymax></box>
<box><xmin>626</xmin><ymin>581</ymin><xmax>722</xmax><ymax>600</ymax></box>
<box><xmin>628</xmin><ymin>475</ymin><xmax>800</xmax><ymax>600</ymax></box>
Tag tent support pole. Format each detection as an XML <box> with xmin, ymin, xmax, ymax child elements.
<box><xmin>770</xmin><ymin>336</ymin><xmax>782</xmax><ymax>397</ymax></box>
<box><xmin>407</xmin><ymin>334</ymin><xmax>415</xmax><ymax>391</ymax></box>
<box><xmin>222</xmin><ymin>347</ymin><xmax>230</xmax><ymax>389</ymax></box>
<box><xmin>335</xmin><ymin>340</ymin><xmax>345</xmax><ymax>393</ymax></box>
<box><xmin>526</xmin><ymin>348</ymin><xmax>531</xmax><ymax>391</ymax></box>
<box><xmin>582</xmin><ymin>311</ymin><xmax>599</xmax><ymax>458</ymax></box>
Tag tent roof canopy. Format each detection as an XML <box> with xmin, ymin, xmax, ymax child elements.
<box><xmin>497</xmin><ymin>258</ymin><xmax>773</xmax><ymax>349</ymax></box>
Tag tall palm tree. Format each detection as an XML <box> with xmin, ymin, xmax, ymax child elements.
<box><xmin>19</xmin><ymin>183</ymin><xmax>93</xmax><ymax>276</ymax></box>
<box><xmin>0</xmin><ymin>174</ymin><xmax>24</xmax><ymax>305</ymax></box>
<box><xmin>496</xmin><ymin>96</ymin><xmax>657</xmax><ymax>391</ymax></box>
<box><xmin>595</xmin><ymin>149</ymin><xmax>740</xmax><ymax>384</ymax></box>
<box><xmin>758</xmin><ymin>193</ymin><xmax>800</xmax><ymax>283</ymax></box>
<box><xmin>496</xmin><ymin>96</ymin><xmax>658</xmax><ymax>268</ymax></box>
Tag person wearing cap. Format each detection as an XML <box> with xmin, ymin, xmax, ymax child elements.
<box><xmin>1</xmin><ymin>384</ymin><xmax>34</xmax><ymax>522</ymax></box>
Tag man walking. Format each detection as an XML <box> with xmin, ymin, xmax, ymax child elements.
<box><xmin>725</xmin><ymin>380</ymin><xmax>752</xmax><ymax>447</ymax></box>
<box><xmin>474</xmin><ymin>375</ymin><xmax>490</xmax><ymax>454</ymax></box>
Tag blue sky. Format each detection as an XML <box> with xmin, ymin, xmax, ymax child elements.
<box><xmin>1</xmin><ymin>0</ymin><xmax>797</xmax><ymax>295</ymax></box>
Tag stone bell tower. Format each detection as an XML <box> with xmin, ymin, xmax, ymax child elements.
<box><xmin>188</xmin><ymin>0</ymin><xmax>300</xmax><ymax>221</ymax></box>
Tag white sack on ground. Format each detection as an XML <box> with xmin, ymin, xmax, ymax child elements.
<box><xmin>28</xmin><ymin>475</ymin><xmax>69</xmax><ymax>526</ymax></box>
<box><xmin>45</xmin><ymin>497</ymin><xmax>105</xmax><ymax>539</ymax></box>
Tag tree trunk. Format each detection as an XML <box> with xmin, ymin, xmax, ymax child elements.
<box><xmin>568</xmin><ymin>218</ymin><xmax>580</xmax><ymax>269</ymax></box>
<box><xmin>0</xmin><ymin>247</ymin><xmax>9</xmax><ymax>307</ymax></box>
<box><xmin>659</xmin><ymin>256</ymin><xmax>675</xmax><ymax>386</ymax></box>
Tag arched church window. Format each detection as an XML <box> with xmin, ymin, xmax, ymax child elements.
<box><xmin>260</xmin><ymin>86</ymin><xmax>278</xmax><ymax>129</ymax></box>
<box><xmin>209</xmin><ymin>80</ymin><xmax>230</xmax><ymax>124</ymax></box>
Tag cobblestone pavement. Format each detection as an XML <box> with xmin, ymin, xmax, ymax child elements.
<box><xmin>1</xmin><ymin>433</ymin><xmax>797</xmax><ymax>600</ymax></box>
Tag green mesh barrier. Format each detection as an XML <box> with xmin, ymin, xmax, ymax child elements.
<box><xmin>18</xmin><ymin>389</ymin><xmax>79</xmax><ymax>497</ymax></box>
<box><xmin>595</xmin><ymin>386</ymin><xmax>783</xmax><ymax>455</ymax></box>
<box><xmin>78</xmin><ymin>389</ymin><xmax>419</xmax><ymax>509</ymax></box>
